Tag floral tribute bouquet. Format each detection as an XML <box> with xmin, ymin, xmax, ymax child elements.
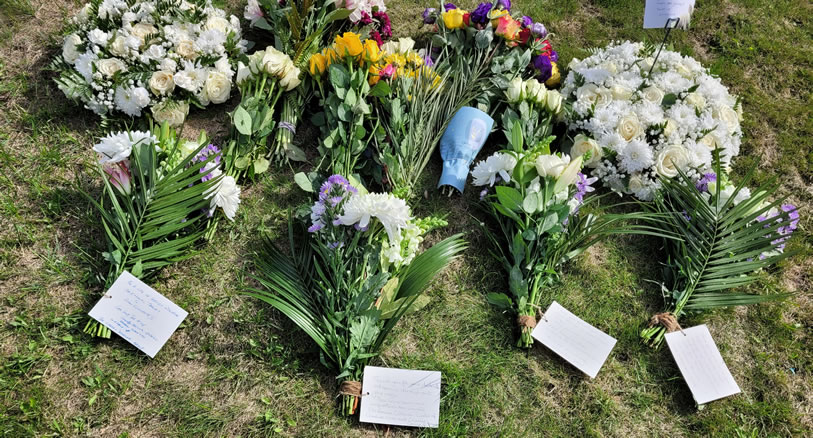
<box><xmin>640</xmin><ymin>158</ymin><xmax>800</xmax><ymax>348</ymax></box>
<box><xmin>82</xmin><ymin>123</ymin><xmax>241</xmax><ymax>337</ymax></box>
<box><xmin>502</xmin><ymin>76</ymin><xmax>564</xmax><ymax>148</ymax></box>
<box><xmin>474</xmin><ymin>124</ymin><xmax>662</xmax><ymax>348</ymax></box>
<box><xmin>224</xmin><ymin>47</ymin><xmax>301</xmax><ymax>178</ymax></box>
<box><xmin>561</xmin><ymin>41</ymin><xmax>744</xmax><ymax>201</ymax></box>
<box><xmin>248</xmin><ymin>175</ymin><xmax>465</xmax><ymax>415</ymax></box>
<box><xmin>53</xmin><ymin>0</ymin><xmax>246</xmax><ymax>125</ymax></box>
<box><xmin>420</xmin><ymin>1</ymin><xmax>560</xmax><ymax>110</ymax></box>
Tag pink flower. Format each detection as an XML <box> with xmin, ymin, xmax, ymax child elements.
<box><xmin>104</xmin><ymin>160</ymin><xmax>131</xmax><ymax>194</ymax></box>
<box><xmin>379</xmin><ymin>64</ymin><xmax>395</xmax><ymax>79</ymax></box>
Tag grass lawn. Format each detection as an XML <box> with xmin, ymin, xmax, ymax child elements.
<box><xmin>1</xmin><ymin>0</ymin><xmax>811</xmax><ymax>436</ymax></box>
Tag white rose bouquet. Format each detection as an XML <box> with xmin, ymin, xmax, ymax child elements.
<box><xmin>474</xmin><ymin>124</ymin><xmax>664</xmax><ymax>348</ymax></box>
<box><xmin>561</xmin><ymin>41</ymin><xmax>744</xmax><ymax>200</ymax></box>
<box><xmin>81</xmin><ymin>123</ymin><xmax>241</xmax><ymax>337</ymax></box>
<box><xmin>248</xmin><ymin>174</ymin><xmax>465</xmax><ymax>416</ymax></box>
<box><xmin>53</xmin><ymin>0</ymin><xmax>246</xmax><ymax>125</ymax></box>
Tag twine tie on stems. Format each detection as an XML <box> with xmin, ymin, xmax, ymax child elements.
<box><xmin>339</xmin><ymin>380</ymin><xmax>364</xmax><ymax>397</ymax></box>
<box><xmin>517</xmin><ymin>315</ymin><xmax>537</xmax><ymax>329</ymax></box>
<box><xmin>649</xmin><ymin>312</ymin><xmax>685</xmax><ymax>336</ymax></box>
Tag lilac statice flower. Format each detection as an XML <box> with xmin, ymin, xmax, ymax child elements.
<box><xmin>444</xmin><ymin>3</ymin><xmax>457</xmax><ymax>11</ymax></box>
<box><xmin>470</xmin><ymin>3</ymin><xmax>493</xmax><ymax>26</ymax></box>
<box><xmin>532</xmin><ymin>54</ymin><xmax>553</xmax><ymax>82</ymax></box>
<box><xmin>520</xmin><ymin>16</ymin><xmax>533</xmax><ymax>28</ymax></box>
<box><xmin>531</xmin><ymin>22</ymin><xmax>547</xmax><ymax>37</ymax></box>
<box><xmin>422</xmin><ymin>8</ymin><xmax>436</xmax><ymax>24</ymax></box>
<box><xmin>193</xmin><ymin>144</ymin><xmax>222</xmax><ymax>182</ymax></box>
<box><xmin>574</xmin><ymin>172</ymin><xmax>598</xmax><ymax>202</ymax></box>
<box><xmin>695</xmin><ymin>172</ymin><xmax>717</xmax><ymax>193</ymax></box>
<box><xmin>497</xmin><ymin>0</ymin><xmax>511</xmax><ymax>10</ymax></box>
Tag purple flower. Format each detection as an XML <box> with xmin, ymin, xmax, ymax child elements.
<box><xmin>531</xmin><ymin>22</ymin><xmax>547</xmax><ymax>37</ymax></box>
<box><xmin>532</xmin><ymin>54</ymin><xmax>553</xmax><ymax>82</ymax></box>
<box><xmin>193</xmin><ymin>144</ymin><xmax>222</xmax><ymax>182</ymax></box>
<box><xmin>307</xmin><ymin>222</ymin><xmax>323</xmax><ymax>233</ymax></box>
<box><xmin>424</xmin><ymin>55</ymin><xmax>435</xmax><ymax>67</ymax></box>
<box><xmin>681</xmin><ymin>210</ymin><xmax>692</xmax><ymax>222</ymax></box>
<box><xmin>444</xmin><ymin>3</ymin><xmax>456</xmax><ymax>11</ymax></box>
<box><xmin>359</xmin><ymin>11</ymin><xmax>373</xmax><ymax>25</ymax></box>
<box><xmin>328</xmin><ymin>241</ymin><xmax>343</xmax><ymax>250</ymax></box>
<box><xmin>422</xmin><ymin>8</ymin><xmax>436</xmax><ymax>24</ymax></box>
<box><xmin>497</xmin><ymin>0</ymin><xmax>511</xmax><ymax>10</ymax></box>
<box><xmin>695</xmin><ymin>172</ymin><xmax>717</xmax><ymax>193</ymax></box>
<box><xmin>520</xmin><ymin>16</ymin><xmax>533</xmax><ymax>28</ymax></box>
<box><xmin>574</xmin><ymin>172</ymin><xmax>598</xmax><ymax>202</ymax></box>
<box><xmin>550</xmin><ymin>50</ymin><xmax>559</xmax><ymax>63</ymax></box>
<box><xmin>479</xmin><ymin>188</ymin><xmax>488</xmax><ymax>201</ymax></box>
<box><xmin>470</xmin><ymin>3</ymin><xmax>493</xmax><ymax>26</ymax></box>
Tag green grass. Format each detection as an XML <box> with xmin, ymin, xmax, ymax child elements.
<box><xmin>1</xmin><ymin>0</ymin><xmax>811</xmax><ymax>436</ymax></box>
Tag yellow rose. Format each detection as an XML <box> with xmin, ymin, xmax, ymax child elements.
<box><xmin>309</xmin><ymin>53</ymin><xmax>326</xmax><ymax>76</ymax></box>
<box><xmin>545</xmin><ymin>62</ymin><xmax>561</xmax><ymax>87</ymax></box>
<box><xmin>362</xmin><ymin>39</ymin><xmax>382</xmax><ymax>63</ymax></box>
<box><xmin>149</xmin><ymin>71</ymin><xmax>175</xmax><ymax>95</ymax></box>
<box><xmin>441</xmin><ymin>9</ymin><xmax>466</xmax><ymax>29</ymax></box>
<box><xmin>334</xmin><ymin>32</ymin><xmax>363</xmax><ymax>57</ymax></box>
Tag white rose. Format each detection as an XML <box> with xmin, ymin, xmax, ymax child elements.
<box><xmin>279</xmin><ymin>65</ymin><xmax>301</xmax><ymax>91</ymax></box>
<box><xmin>236</xmin><ymin>61</ymin><xmax>252</xmax><ymax>84</ymax></box>
<box><xmin>698</xmin><ymin>134</ymin><xmax>720</xmax><ymax>150</ymax></box>
<box><xmin>610</xmin><ymin>84</ymin><xmax>632</xmax><ymax>100</ymax></box>
<box><xmin>96</xmin><ymin>58</ymin><xmax>127</xmax><ymax>77</ymax></box>
<box><xmin>109</xmin><ymin>35</ymin><xmax>128</xmax><ymax>57</ymax></box>
<box><xmin>204</xmin><ymin>71</ymin><xmax>231</xmax><ymax>104</ymax></box>
<box><xmin>600</xmin><ymin>61</ymin><xmax>617</xmax><ymax>74</ymax></box>
<box><xmin>130</xmin><ymin>22</ymin><xmax>157</xmax><ymax>45</ymax></box>
<box><xmin>595</xmin><ymin>87</ymin><xmax>613</xmax><ymax>107</ymax></box>
<box><xmin>684</xmin><ymin>92</ymin><xmax>706</xmax><ymax>110</ymax></box>
<box><xmin>506</xmin><ymin>76</ymin><xmax>523</xmax><ymax>103</ymax></box>
<box><xmin>396</xmin><ymin>37</ymin><xmax>415</xmax><ymax>53</ymax></box>
<box><xmin>248</xmin><ymin>51</ymin><xmax>265</xmax><ymax>75</ymax></box>
<box><xmin>676</xmin><ymin>60</ymin><xmax>694</xmax><ymax>79</ymax></box>
<box><xmin>533</xmin><ymin>84</ymin><xmax>548</xmax><ymax>106</ymax></box>
<box><xmin>628</xmin><ymin>173</ymin><xmax>645</xmax><ymax>192</ymax></box>
<box><xmin>151</xmin><ymin>101</ymin><xmax>189</xmax><ymax>127</ymax></box>
<box><xmin>205</xmin><ymin>16</ymin><xmax>231</xmax><ymax>34</ymax></box>
<box><xmin>159</xmin><ymin>58</ymin><xmax>178</xmax><ymax>73</ymax></box>
<box><xmin>568</xmin><ymin>57</ymin><xmax>581</xmax><ymax>69</ymax></box>
<box><xmin>149</xmin><ymin>71</ymin><xmax>175</xmax><ymax>95</ymax></box>
<box><xmin>62</xmin><ymin>34</ymin><xmax>82</xmax><ymax>63</ymax></box>
<box><xmin>571</xmin><ymin>134</ymin><xmax>602</xmax><ymax>167</ymax></box>
<box><xmin>262</xmin><ymin>48</ymin><xmax>288</xmax><ymax>76</ymax></box>
<box><xmin>655</xmin><ymin>145</ymin><xmax>690</xmax><ymax>178</ymax></box>
<box><xmin>642</xmin><ymin>86</ymin><xmax>664</xmax><ymax>104</ymax></box>
<box><xmin>176</xmin><ymin>40</ymin><xmax>199</xmax><ymax>60</ymax></box>
<box><xmin>617</xmin><ymin>113</ymin><xmax>642</xmax><ymax>141</ymax></box>
<box><xmin>535</xmin><ymin>154</ymin><xmax>569</xmax><ymax>178</ymax></box>
<box><xmin>663</xmin><ymin>118</ymin><xmax>677</xmax><ymax>137</ymax></box>
<box><xmin>576</xmin><ymin>83</ymin><xmax>599</xmax><ymax>106</ymax></box>
<box><xmin>546</xmin><ymin>90</ymin><xmax>563</xmax><ymax>114</ymax></box>
<box><xmin>640</xmin><ymin>57</ymin><xmax>655</xmax><ymax>72</ymax></box>
<box><xmin>712</xmin><ymin>105</ymin><xmax>740</xmax><ymax>134</ymax></box>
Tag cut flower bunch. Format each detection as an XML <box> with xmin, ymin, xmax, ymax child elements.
<box><xmin>54</xmin><ymin>0</ymin><xmax>247</xmax><ymax>125</ymax></box>
<box><xmin>248</xmin><ymin>175</ymin><xmax>465</xmax><ymax>415</ymax></box>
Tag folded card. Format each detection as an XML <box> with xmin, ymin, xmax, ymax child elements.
<box><xmin>665</xmin><ymin>324</ymin><xmax>741</xmax><ymax>405</ymax></box>
<box><xmin>531</xmin><ymin>301</ymin><xmax>617</xmax><ymax>378</ymax></box>
<box><xmin>644</xmin><ymin>0</ymin><xmax>695</xmax><ymax>29</ymax></box>
<box><xmin>359</xmin><ymin>366</ymin><xmax>441</xmax><ymax>428</ymax></box>
<box><xmin>89</xmin><ymin>271</ymin><xmax>188</xmax><ymax>358</ymax></box>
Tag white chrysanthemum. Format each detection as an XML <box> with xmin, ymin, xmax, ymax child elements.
<box><xmin>114</xmin><ymin>85</ymin><xmax>150</xmax><ymax>117</ymax></box>
<box><xmin>88</xmin><ymin>29</ymin><xmax>110</xmax><ymax>46</ymax></box>
<box><xmin>471</xmin><ymin>153</ymin><xmax>517</xmax><ymax>187</ymax></box>
<box><xmin>174</xmin><ymin>65</ymin><xmax>206</xmax><ymax>92</ymax></box>
<box><xmin>196</xmin><ymin>29</ymin><xmax>226</xmax><ymax>55</ymax></box>
<box><xmin>75</xmin><ymin>51</ymin><xmax>97</xmax><ymax>82</ymax></box>
<box><xmin>338</xmin><ymin>193</ymin><xmax>412</xmax><ymax>243</ymax></box>
<box><xmin>93</xmin><ymin>130</ymin><xmax>155</xmax><ymax>164</ymax></box>
<box><xmin>206</xmin><ymin>175</ymin><xmax>241</xmax><ymax>220</ymax></box>
<box><xmin>617</xmin><ymin>139</ymin><xmax>653</xmax><ymax>174</ymax></box>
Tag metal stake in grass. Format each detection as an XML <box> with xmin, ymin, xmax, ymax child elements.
<box><xmin>648</xmin><ymin>17</ymin><xmax>680</xmax><ymax>77</ymax></box>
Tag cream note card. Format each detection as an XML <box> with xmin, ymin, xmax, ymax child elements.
<box><xmin>359</xmin><ymin>366</ymin><xmax>441</xmax><ymax>428</ymax></box>
<box><xmin>665</xmin><ymin>325</ymin><xmax>741</xmax><ymax>405</ymax></box>
<box><xmin>89</xmin><ymin>271</ymin><xmax>188</xmax><ymax>358</ymax></box>
<box><xmin>531</xmin><ymin>301</ymin><xmax>617</xmax><ymax>378</ymax></box>
<box><xmin>644</xmin><ymin>0</ymin><xmax>695</xmax><ymax>28</ymax></box>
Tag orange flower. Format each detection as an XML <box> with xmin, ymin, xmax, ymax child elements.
<box><xmin>495</xmin><ymin>16</ymin><xmax>521</xmax><ymax>42</ymax></box>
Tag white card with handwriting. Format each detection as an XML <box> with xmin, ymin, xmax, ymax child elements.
<box><xmin>359</xmin><ymin>366</ymin><xmax>441</xmax><ymax>428</ymax></box>
<box><xmin>531</xmin><ymin>301</ymin><xmax>617</xmax><ymax>378</ymax></box>
<box><xmin>89</xmin><ymin>271</ymin><xmax>188</xmax><ymax>358</ymax></box>
<box><xmin>644</xmin><ymin>0</ymin><xmax>695</xmax><ymax>28</ymax></box>
<box><xmin>665</xmin><ymin>325</ymin><xmax>741</xmax><ymax>404</ymax></box>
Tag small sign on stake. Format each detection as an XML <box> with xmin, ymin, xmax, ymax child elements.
<box><xmin>88</xmin><ymin>271</ymin><xmax>188</xmax><ymax>358</ymax></box>
<box><xmin>665</xmin><ymin>325</ymin><xmax>741</xmax><ymax>405</ymax></box>
<box><xmin>531</xmin><ymin>301</ymin><xmax>617</xmax><ymax>378</ymax></box>
<box><xmin>644</xmin><ymin>0</ymin><xmax>695</xmax><ymax>29</ymax></box>
<box><xmin>359</xmin><ymin>366</ymin><xmax>441</xmax><ymax>428</ymax></box>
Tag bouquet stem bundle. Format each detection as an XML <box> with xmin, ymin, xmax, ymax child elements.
<box><xmin>641</xmin><ymin>160</ymin><xmax>799</xmax><ymax>348</ymax></box>
<box><xmin>247</xmin><ymin>175</ymin><xmax>465</xmax><ymax>414</ymax></box>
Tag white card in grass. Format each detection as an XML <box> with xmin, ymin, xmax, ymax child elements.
<box><xmin>531</xmin><ymin>301</ymin><xmax>617</xmax><ymax>378</ymax></box>
<box><xmin>88</xmin><ymin>271</ymin><xmax>188</xmax><ymax>358</ymax></box>
<box><xmin>359</xmin><ymin>366</ymin><xmax>441</xmax><ymax>428</ymax></box>
<box><xmin>665</xmin><ymin>324</ymin><xmax>741</xmax><ymax>405</ymax></box>
<box><xmin>644</xmin><ymin>0</ymin><xmax>695</xmax><ymax>28</ymax></box>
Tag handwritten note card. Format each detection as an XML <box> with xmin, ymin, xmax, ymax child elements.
<box><xmin>665</xmin><ymin>325</ymin><xmax>741</xmax><ymax>405</ymax></box>
<box><xmin>644</xmin><ymin>0</ymin><xmax>695</xmax><ymax>28</ymax></box>
<box><xmin>359</xmin><ymin>366</ymin><xmax>441</xmax><ymax>428</ymax></box>
<box><xmin>88</xmin><ymin>271</ymin><xmax>188</xmax><ymax>358</ymax></box>
<box><xmin>531</xmin><ymin>301</ymin><xmax>617</xmax><ymax>378</ymax></box>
